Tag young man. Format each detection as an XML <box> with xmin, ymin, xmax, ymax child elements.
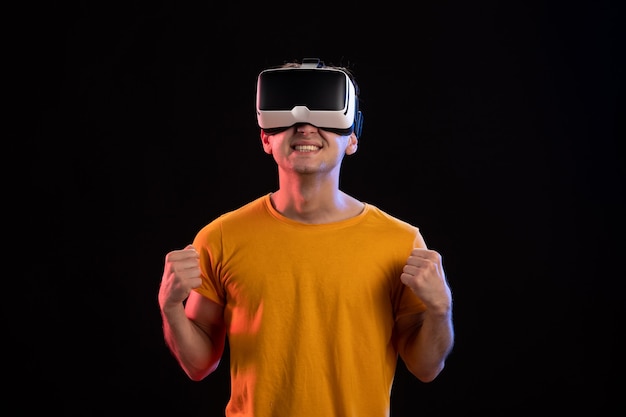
<box><xmin>158</xmin><ymin>58</ymin><xmax>454</xmax><ymax>416</ymax></box>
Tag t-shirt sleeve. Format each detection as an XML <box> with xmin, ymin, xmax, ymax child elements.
<box><xmin>191</xmin><ymin>221</ymin><xmax>226</xmax><ymax>306</ymax></box>
<box><xmin>395</xmin><ymin>228</ymin><xmax>429</xmax><ymax>318</ymax></box>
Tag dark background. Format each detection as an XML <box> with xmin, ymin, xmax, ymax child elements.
<box><xmin>29</xmin><ymin>1</ymin><xmax>623</xmax><ymax>415</ymax></box>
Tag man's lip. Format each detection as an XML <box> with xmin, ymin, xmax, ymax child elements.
<box><xmin>292</xmin><ymin>140</ymin><xmax>321</xmax><ymax>147</ymax></box>
<box><xmin>291</xmin><ymin>139</ymin><xmax>322</xmax><ymax>148</ymax></box>
<box><xmin>292</xmin><ymin>144</ymin><xmax>321</xmax><ymax>152</ymax></box>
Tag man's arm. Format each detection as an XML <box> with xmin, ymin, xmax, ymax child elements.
<box><xmin>396</xmin><ymin>247</ymin><xmax>454</xmax><ymax>382</ymax></box>
<box><xmin>395</xmin><ymin>309</ymin><xmax>454</xmax><ymax>382</ymax></box>
<box><xmin>159</xmin><ymin>246</ymin><xmax>226</xmax><ymax>381</ymax></box>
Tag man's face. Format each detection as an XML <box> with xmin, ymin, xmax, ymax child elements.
<box><xmin>261</xmin><ymin>123</ymin><xmax>358</xmax><ymax>176</ymax></box>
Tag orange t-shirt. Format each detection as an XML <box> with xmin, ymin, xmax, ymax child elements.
<box><xmin>193</xmin><ymin>194</ymin><xmax>427</xmax><ymax>417</ymax></box>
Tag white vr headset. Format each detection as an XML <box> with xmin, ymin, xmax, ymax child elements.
<box><xmin>255</xmin><ymin>58</ymin><xmax>363</xmax><ymax>137</ymax></box>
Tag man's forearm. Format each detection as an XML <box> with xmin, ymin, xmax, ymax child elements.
<box><xmin>402</xmin><ymin>309</ymin><xmax>454</xmax><ymax>382</ymax></box>
<box><xmin>161</xmin><ymin>304</ymin><xmax>222</xmax><ymax>381</ymax></box>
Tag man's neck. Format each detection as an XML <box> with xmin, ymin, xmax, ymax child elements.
<box><xmin>270</xmin><ymin>187</ymin><xmax>364</xmax><ymax>224</ymax></box>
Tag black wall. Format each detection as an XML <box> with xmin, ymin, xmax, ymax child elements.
<box><xmin>29</xmin><ymin>1</ymin><xmax>623</xmax><ymax>415</ymax></box>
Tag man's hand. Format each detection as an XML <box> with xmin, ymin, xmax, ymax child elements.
<box><xmin>400</xmin><ymin>248</ymin><xmax>452</xmax><ymax>315</ymax></box>
<box><xmin>158</xmin><ymin>244</ymin><xmax>202</xmax><ymax>309</ymax></box>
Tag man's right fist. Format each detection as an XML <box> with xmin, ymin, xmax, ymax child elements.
<box><xmin>158</xmin><ymin>244</ymin><xmax>202</xmax><ymax>308</ymax></box>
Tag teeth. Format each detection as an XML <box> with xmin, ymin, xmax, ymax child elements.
<box><xmin>294</xmin><ymin>145</ymin><xmax>319</xmax><ymax>152</ymax></box>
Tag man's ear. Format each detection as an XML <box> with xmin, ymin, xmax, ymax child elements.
<box><xmin>345</xmin><ymin>132</ymin><xmax>358</xmax><ymax>155</ymax></box>
<box><xmin>260</xmin><ymin>130</ymin><xmax>273</xmax><ymax>154</ymax></box>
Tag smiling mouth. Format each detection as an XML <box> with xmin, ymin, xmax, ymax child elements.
<box><xmin>293</xmin><ymin>145</ymin><xmax>320</xmax><ymax>152</ymax></box>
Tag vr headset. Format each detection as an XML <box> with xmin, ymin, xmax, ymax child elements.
<box><xmin>256</xmin><ymin>58</ymin><xmax>363</xmax><ymax>138</ymax></box>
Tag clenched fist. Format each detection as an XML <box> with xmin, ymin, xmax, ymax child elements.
<box><xmin>158</xmin><ymin>244</ymin><xmax>203</xmax><ymax>309</ymax></box>
<box><xmin>400</xmin><ymin>248</ymin><xmax>452</xmax><ymax>315</ymax></box>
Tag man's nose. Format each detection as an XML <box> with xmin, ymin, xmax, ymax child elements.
<box><xmin>295</xmin><ymin>123</ymin><xmax>318</xmax><ymax>134</ymax></box>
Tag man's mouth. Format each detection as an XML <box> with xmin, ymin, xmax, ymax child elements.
<box><xmin>293</xmin><ymin>145</ymin><xmax>320</xmax><ymax>152</ymax></box>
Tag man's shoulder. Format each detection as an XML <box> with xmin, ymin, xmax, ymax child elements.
<box><xmin>213</xmin><ymin>194</ymin><xmax>269</xmax><ymax>223</ymax></box>
<box><xmin>364</xmin><ymin>203</ymin><xmax>419</xmax><ymax>233</ymax></box>
<box><xmin>196</xmin><ymin>194</ymin><xmax>269</xmax><ymax>234</ymax></box>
